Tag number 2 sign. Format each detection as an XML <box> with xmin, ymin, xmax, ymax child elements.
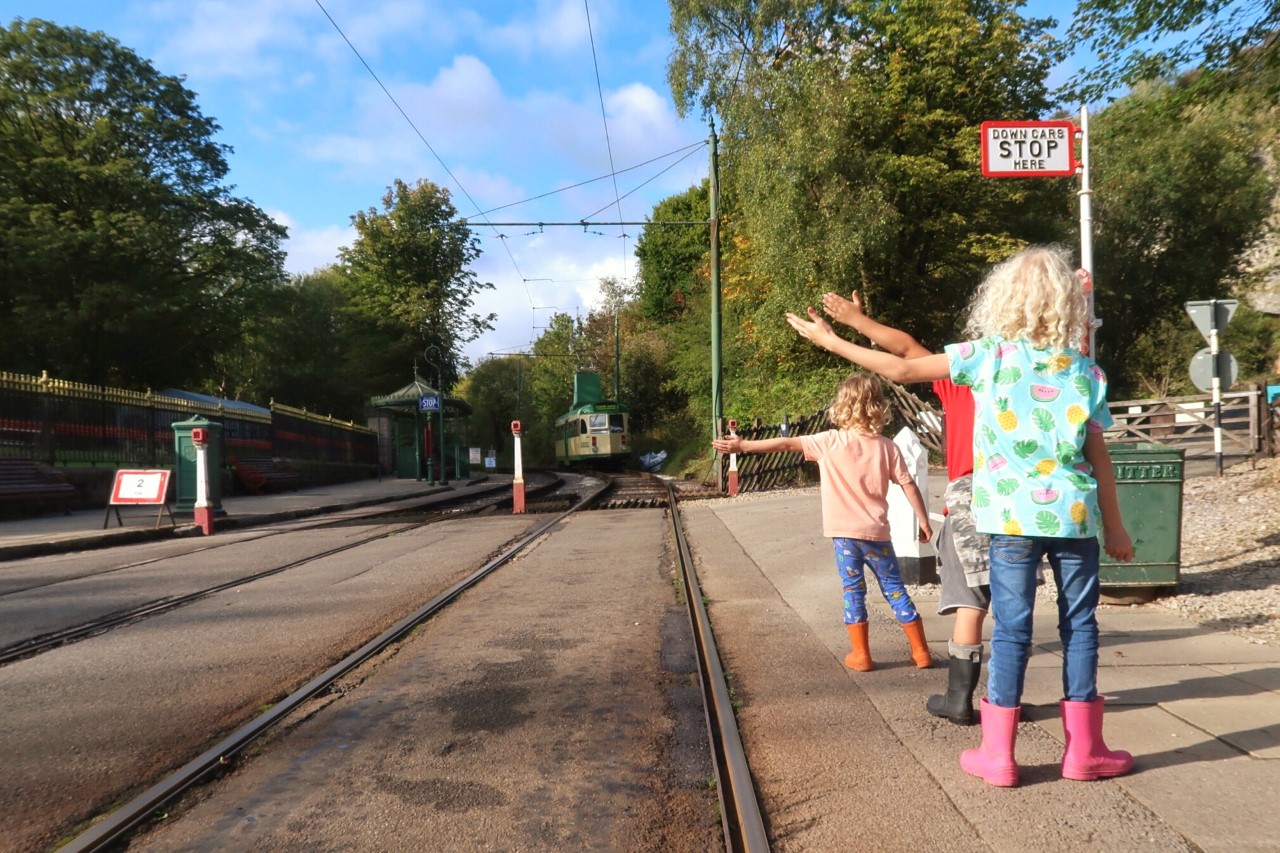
<box><xmin>110</xmin><ymin>469</ymin><xmax>171</xmax><ymax>504</ymax></box>
<box><xmin>105</xmin><ymin>469</ymin><xmax>175</xmax><ymax>529</ymax></box>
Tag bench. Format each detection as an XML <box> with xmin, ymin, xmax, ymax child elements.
<box><xmin>229</xmin><ymin>456</ymin><xmax>301</xmax><ymax>495</ymax></box>
<box><xmin>0</xmin><ymin>459</ymin><xmax>77</xmax><ymax>515</ymax></box>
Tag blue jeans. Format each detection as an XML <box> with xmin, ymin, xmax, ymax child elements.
<box><xmin>832</xmin><ymin>538</ymin><xmax>919</xmax><ymax>625</ymax></box>
<box><xmin>987</xmin><ymin>535</ymin><xmax>1101</xmax><ymax>708</ymax></box>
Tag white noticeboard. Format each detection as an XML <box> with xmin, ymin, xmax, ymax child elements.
<box><xmin>469</xmin><ymin>447</ymin><xmax>482</xmax><ymax>464</ymax></box>
<box><xmin>980</xmin><ymin>120</ymin><xmax>1077</xmax><ymax>178</ymax></box>
<box><xmin>105</xmin><ymin>469</ymin><xmax>175</xmax><ymax>529</ymax></box>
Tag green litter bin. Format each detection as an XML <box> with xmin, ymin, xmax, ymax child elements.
<box><xmin>1098</xmin><ymin>442</ymin><xmax>1184</xmax><ymax>587</ymax></box>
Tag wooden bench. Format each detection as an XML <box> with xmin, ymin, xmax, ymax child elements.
<box><xmin>229</xmin><ymin>456</ymin><xmax>301</xmax><ymax>495</ymax></box>
<box><xmin>0</xmin><ymin>459</ymin><xmax>77</xmax><ymax>515</ymax></box>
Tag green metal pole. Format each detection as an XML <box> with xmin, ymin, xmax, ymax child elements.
<box><xmin>709</xmin><ymin>120</ymin><xmax>723</xmax><ymax>488</ymax></box>
<box><xmin>438</xmin><ymin>365</ymin><xmax>447</xmax><ymax>486</ymax></box>
<box><xmin>614</xmin><ymin>312</ymin><xmax>621</xmax><ymax>402</ymax></box>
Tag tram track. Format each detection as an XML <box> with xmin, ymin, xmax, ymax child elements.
<box><xmin>57</xmin><ymin>475</ymin><xmax>766</xmax><ymax>852</ymax></box>
<box><xmin>0</xmin><ymin>479</ymin><xmax>560</xmax><ymax>667</ymax></box>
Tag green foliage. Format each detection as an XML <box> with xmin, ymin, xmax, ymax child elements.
<box><xmin>1089</xmin><ymin>78</ymin><xmax>1273</xmax><ymax>395</ymax></box>
<box><xmin>0</xmin><ymin>18</ymin><xmax>286</xmax><ymax>388</ymax></box>
<box><xmin>339</xmin><ymin>178</ymin><xmax>495</xmax><ymax>388</ymax></box>
<box><xmin>1064</xmin><ymin>0</ymin><xmax>1280</xmax><ymax>103</ymax></box>
<box><xmin>670</xmin><ymin>0</ymin><xmax>1075</xmax><ymax>386</ymax></box>
<box><xmin>634</xmin><ymin>182</ymin><xmax>710</xmax><ymax>324</ymax></box>
<box><xmin>455</xmin><ymin>355</ymin><xmax>530</xmax><ymax>463</ymax></box>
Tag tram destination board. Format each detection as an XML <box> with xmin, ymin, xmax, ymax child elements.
<box><xmin>980</xmin><ymin>120</ymin><xmax>1077</xmax><ymax>177</ymax></box>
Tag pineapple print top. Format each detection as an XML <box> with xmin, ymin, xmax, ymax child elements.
<box><xmin>943</xmin><ymin>335</ymin><xmax>1114</xmax><ymax>539</ymax></box>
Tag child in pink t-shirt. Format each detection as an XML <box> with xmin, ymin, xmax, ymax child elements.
<box><xmin>712</xmin><ymin>372</ymin><xmax>934</xmax><ymax>671</ymax></box>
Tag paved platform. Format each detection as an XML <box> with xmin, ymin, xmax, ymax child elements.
<box><xmin>0</xmin><ymin>474</ymin><xmax>511</xmax><ymax>562</ymax></box>
<box><xmin>683</xmin><ymin>488</ymin><xmax>1280</xmax><ymax>853</ymax></box>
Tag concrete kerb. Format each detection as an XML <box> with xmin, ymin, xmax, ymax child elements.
<box><xmin>0</xmin><ymin>479</ymin><xmax>492</xmax><ymax>562</ymax></box>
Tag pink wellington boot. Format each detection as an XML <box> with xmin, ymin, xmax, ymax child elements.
<box><xmin>1060</xmin><ymin>697</ymin><xmax>1133</xmax><ymax>780</ymax></box>
<box><xmin>960</xmin><ymin>698</ymin><xmax>1020</xmax><ymax>787</ymax></box>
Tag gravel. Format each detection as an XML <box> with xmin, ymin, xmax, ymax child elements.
<box><xmin>1154</xmin><ymin>453</ymin><xmax>1280</xmax><ymax>646</ymax></box>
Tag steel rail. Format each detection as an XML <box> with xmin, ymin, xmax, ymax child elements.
<box><xmin>666</xmin><ymin>480</ymin><xmax>770</xmax><ymax>852</ymax></box>
<box><xmin>61</xmin><ymin>475</ymin><xmax>612</xmax><ymax>852</ymax></box>
<box><xmin>0</xmin><ymin>481</ymin><xmax>551</xmax><ymax>666</ymax></box>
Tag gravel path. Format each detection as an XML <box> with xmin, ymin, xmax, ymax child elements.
<box><xmin>1155</xmin><ymin>453</ymin><xmax>1280</xmax><ymax>646</ymax></box>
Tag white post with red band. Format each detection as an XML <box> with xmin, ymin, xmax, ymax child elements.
<box><xmin>191</xmin><ymin>427</ymin><xmax>214</xmax><ymax>536</ymax></box>
<box><xmin>726</xmin><ymin>418</ymin><xmax>739</xmax><ymax>497</ymax></box>
<box><xmin>511</xmin><ymin>420</ymin><xmax>525</xmax><ymax>514</ymax></box>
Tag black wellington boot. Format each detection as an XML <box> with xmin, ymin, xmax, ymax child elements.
<box><xmin>926</xmin><ymin>645</ymin><xmax>982</xmax><ymax>725</ymax></box>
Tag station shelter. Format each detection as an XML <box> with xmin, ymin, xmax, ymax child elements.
<box><xmin>366</xmin><ymin>373</ymin><xmax>472</xmax><ymax>481</ymax></box>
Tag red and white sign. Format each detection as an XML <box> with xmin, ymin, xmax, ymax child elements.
<box><xmin>110</xmin><ymin>469</ymin><xmax>171</xmax><ymax>505</ymax></box>
<box><xmin>981</xmin><ymin>121</ymin><xmax>1077</xmax><ymax>177</ymax></box>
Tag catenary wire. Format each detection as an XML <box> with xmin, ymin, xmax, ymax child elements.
<box><xmin>583</xmin><ymin>0</ymin><xmax>629</xmax><ymax>280</ymax></box>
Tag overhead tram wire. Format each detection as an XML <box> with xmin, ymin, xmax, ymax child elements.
<box><xmin>312</xmin><ymin>0</ymin><xmax>534</xmax><ymax>309</ymax></box>
<box><xmin>583</xmin><ymin>0</ymin><xmax>629</xmax><ymax>279</ymax></box>
<box><xmin>579</xmin><ymin>144</ymin><xmax>706</xmax><ymax>221</ymax></box>
<box><xmin>471</xmin><ymin>141</ymin><xmax>706</xmax><ymax>219</ymax></box>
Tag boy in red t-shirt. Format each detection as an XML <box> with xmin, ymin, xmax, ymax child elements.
<box><xmin>822</xmin><ymin>290</ymin><xmax>987</xmax><ymax>725</ymax></box>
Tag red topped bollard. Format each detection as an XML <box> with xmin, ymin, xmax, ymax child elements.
<box><xmin>511</xmin><ymin>420</ymin><xmax>525</xmax><ymax>514</ymax></box>
<box><xmin>190</xmin><ymin>426</ymin><xmax>215</xmax><ymax>536</ymax></box>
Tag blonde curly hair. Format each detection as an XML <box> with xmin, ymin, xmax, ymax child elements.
<box><xmin>964</xmin><ymin>245</ymin><xmax>1088</xmax><ymax>352</ymax></box>
<box><xmin>829</xmin><ymin>372</ymin><xmax>891</xmax><ymax>434</ymax></box>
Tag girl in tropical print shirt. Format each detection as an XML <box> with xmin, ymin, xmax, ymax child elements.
<box><xmin>786</xmin><ymin>245</ymin><xmax>1135</xmax><ymax>788</ymax></box>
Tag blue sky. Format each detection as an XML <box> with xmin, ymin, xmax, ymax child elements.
<box><xmin>3</xmin><ymin>0</ymin><xmax>1083</xmax><ymax>365</ymax></box>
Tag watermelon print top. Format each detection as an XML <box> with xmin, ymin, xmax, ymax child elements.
<box><xmin>943</xmin><ymin>335</ymin><xmax>1114</xmax><ymax>539</ymax></box>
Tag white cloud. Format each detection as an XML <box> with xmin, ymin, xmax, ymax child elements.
<box><xmin>485</xmin><ymin>0</ymin><xmax>592</xmax><ymax>59</ymax></box>
<box><xmin>271</xmin><ymin>209</ymin><xmax>354</xmax><ymax>274</ymax></box>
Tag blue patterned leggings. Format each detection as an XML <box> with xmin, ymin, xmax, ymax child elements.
<box><xmin>833</xmin><ymin>537</ymin><xmax>919</xmax><ymax>625</ymax></box>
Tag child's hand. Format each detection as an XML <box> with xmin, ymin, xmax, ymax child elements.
<box><xmin>1103</xmin><ymin>525</ymin><xmax>1134</xmax><ymax>562</ymax></box>
<box><xmin>785</xmin><ymin>307</ymin><xmax>837</xmax><ymax>345</ymax></box>
<box><xmin>822</xmin><ymin>290</ymin><xmax>864</xmax><ymax>327</ymax></box>
<box><xmin>711</xmin><ymin>436</ymin><xmax>742</xmax><ymax>454</ymax></box>
<box><xmin>917</xmin><ymin>521</ymin><xmax>933</xmax><ymax>543</ymax></box>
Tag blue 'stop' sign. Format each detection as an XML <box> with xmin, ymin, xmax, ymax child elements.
<box><xmin>419</xmin><ymin>395</ymin><xmax>440</xmax><ymax>411</ymax></box>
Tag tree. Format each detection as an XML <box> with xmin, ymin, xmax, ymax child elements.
<box><xmin>456</xmin><ymin>354</ymin><xmax>530</xmax><ymax>459</ymax></box>
<box><xmin>0</xmin><ymin>18</ymin><xmax>286</xmax><ymax>387</ymax></box>
<box><xmin>1064</xmin><ymin>0</ymin><xmax>1280</xmax><ymax>102</ymax></box>
<box><xmin>1088</xmin><ymin>79</ymin><xmax>1273</xmax><ymax>394</ymax></box>
<box><xmin>634</xmin><ymin>183</ymin><xmax>710</xmax><ymax>324</ymax></box>
<box><xmin>339</xmin><ymin>178</ymin><xmax>495</xmax><ymax>389</ymax></box>
<box><xmin>669</xmin><ymin>0</ymin><xmax>1074</xmax><ymax>378</ymax></box>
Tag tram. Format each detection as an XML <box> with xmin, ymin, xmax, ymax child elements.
<box><xmin>554</xmin><ymin>371</ymin><xmax>630</xmax><ymax>467</ymax></box>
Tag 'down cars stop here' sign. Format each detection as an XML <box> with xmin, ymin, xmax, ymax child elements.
<box><xmin>980</xmin><ymin>120</ymin><xmax>1078</xmax><ymax>177</ymax></box>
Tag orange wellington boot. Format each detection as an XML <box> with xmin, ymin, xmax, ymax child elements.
<box><xmin>844</xmin><ymin>622</ymin><xmax>874</xmax><ymax>671</ymax></box>
<box><xmin>901</xmin><ymin>617</ymin><xmax>933</xmax><ymax>668</ymax></box>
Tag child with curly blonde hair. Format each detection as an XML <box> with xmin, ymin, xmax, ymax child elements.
<box><xmin>787</xmin><ymin>245</ymin><xmax>1135</xmax><ymax>788</ymax></box>
<box><xmin>712</xmin><ymin>372</ymin><xmax>934</xmax><ymax>671</ymax></box>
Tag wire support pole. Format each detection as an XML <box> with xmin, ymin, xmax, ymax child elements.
<box><xmin>709</xmin><ymin>119</ymin><xmax>723</xmax><ymax>491</ymax></box>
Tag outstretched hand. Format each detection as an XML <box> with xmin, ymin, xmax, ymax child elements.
<box><xmin>822</xmin><ymin>290</ymin><xmax>864</xmax><ymax>327</ymax></box>
<box><xmin>785</xmin><ymin>306</ymin><xmax>838</xmax><ymax>346</ymax></box>
<box><xmin>711</xmin><ymin>435</ymin><xmax>743</xmax><ymax>454</ymax></box>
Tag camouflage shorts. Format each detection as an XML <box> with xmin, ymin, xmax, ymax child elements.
<box><xmin>942</xmin><ymin>476</ymin><xmax>990</xmax><ymax>587</ymax></box>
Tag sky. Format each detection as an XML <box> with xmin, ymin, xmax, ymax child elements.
<box><xmin>2</xmin><ymin>0</ymin><xmax>1083</xmax><ymax>367</ymax></box>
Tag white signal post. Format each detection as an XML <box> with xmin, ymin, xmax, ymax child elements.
<box><xmin>1077</xmin><ymin>106</ymin><xmax>1097</xmax><ymax>356</ymax></box>
<box><xmin>191</xmin><ymin>427</ymin><xmax>214</xmax><ymax>536</ymax></box>
<box><xmin>726</xmin><ymin>419</ymin><xmax>739</xmax><ymax>497</ymax></box>
<box><xmin>511</xmin><ymin>420</ymin><xmax>525</xmax><ymax>514</ymax></box>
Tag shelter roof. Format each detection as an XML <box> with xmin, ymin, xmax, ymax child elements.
<box><xmin>367</xmin><ymin>373</ymin><xmax>471</xmax><ymax>416</ymax></box>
